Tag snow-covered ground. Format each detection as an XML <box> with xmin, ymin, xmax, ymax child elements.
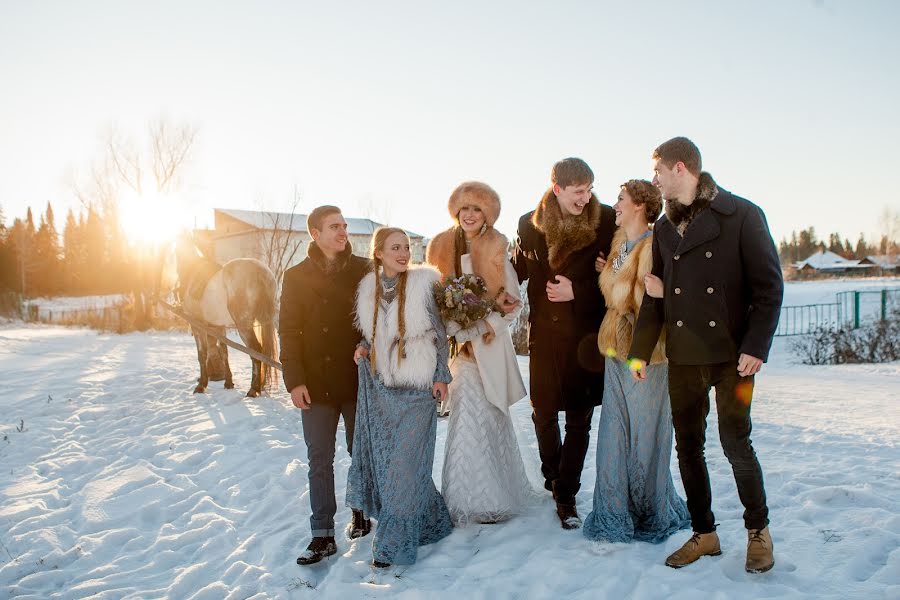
<box><xmin>1</xmin><ymin>322</ymin><xmax>898</xmax><ymax>598</ymax></box>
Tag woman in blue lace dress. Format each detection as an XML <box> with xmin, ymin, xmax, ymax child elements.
<box><xmin>583</xmin><ymin>180</ymin><xmax>690</xmax><ymax>543</ymax></box>
<box><xmin>348</xmin><ymin>227</ymin><xmax>453</xmax><ymax>567</ymax></box>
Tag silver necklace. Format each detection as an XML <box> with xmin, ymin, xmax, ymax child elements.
<box><xmin>612</xmin><ymin>231</ymin><xmax>651</xmax><ymax>273</ymax></box>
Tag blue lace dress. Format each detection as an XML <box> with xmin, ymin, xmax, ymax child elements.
<box><xmin>346</xmin><ymin>277</ymin><xmax>454</xmax><ymax>565</ymax></box>
<box><xmin>582</xmin><ymin>359</ymin><xmax>690</xmax><ymax>543</ymax></box>
<box><xmin>583</xmin><ymin>236</ymin><xmax>690</xmax><ymax>544</ymax></box>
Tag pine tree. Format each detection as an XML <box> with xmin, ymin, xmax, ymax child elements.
<box><xmin>843</xmin><ymin>238</ymin><xmax>853</xmax><ymax>259</ymax></box>
<box><xmin>8</xmin><ymin>216</ymin><xmax>35</xmax><ymax>294</ymax></box>
<box><xmin>63</xmin><ymin>209</ymin><xmax>85</xmax><ymax>293</ymax></box>
<box><xmin>84</xmin><ymin>207</ymin><xmax>106</xmax><ymax>293</ymax></box>
<box><xmin>0</xmin><ymin>204</ymin><xmax>14</xmax><ymax>292</ymax></box>
<box><xmin>854</xmin><ymin>234</ymin><xmax>870</xmax><ymax>260</ymax></box>
<box><xmin>32</xmin><ymin>202</ymin><xmax>62</xmax><ymax>295</ymax></box>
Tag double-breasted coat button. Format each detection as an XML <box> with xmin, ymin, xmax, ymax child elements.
<box><xmin>674</xmin><ymin>254</ymin><xmax>681</xmax><ymax>261</ymax></box>
<box><xmin>676</xmin><ymin>320</ymin><xmax>684</xmax><ymax>327</ymax></box>
<box><xmin>552</xmin><ymin>315</ymin><xmax>559</xmax><ymax>322</ymax></box>
<box><xmin>705</xmin><ymin>251</ymin><xmax>713</xmax><ymax>258</ymax></box>
<box><xmin>322</xmin><ymin>326</ymin><xmax>329</xmax><ymax>333</ymax></box>
<box><xmin>675</xmin><ymin>287</ymin><xmax>682</xmax><ymax>294</ymax></box>
<box><xmin>707</xmin><ymin>287</ymin><xmax>714</xmax><ymax>294</ymax></box>
<box><xmin>325</xmin><ymin>355</ymin><xmax>331</xmax><ymax>362</ymax></box>
<box><xmin>709</xmin><ymin>320</ymin><xmax>716</xmax><ymax>327</ymax></box>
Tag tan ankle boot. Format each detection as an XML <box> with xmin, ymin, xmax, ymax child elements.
<box><xmin>745</xmin><ymin>527</ymin><xmax>774</xmax><ymax>573</ymax></box>
<box><xmin>665</xmin><ymin>531</ymin><xmax>722</xmax><ymax>568</ymax></box>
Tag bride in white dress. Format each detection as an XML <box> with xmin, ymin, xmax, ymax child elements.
<box><xmin>426</xmin><ymin>181</ymin><xmax>535</xmax><ymax>525</ymax></box>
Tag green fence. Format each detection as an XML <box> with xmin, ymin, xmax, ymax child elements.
<box><xmin>776</xmin><ymin>288</ymin><xmax>900</xmax><ymax>336</ymax></box>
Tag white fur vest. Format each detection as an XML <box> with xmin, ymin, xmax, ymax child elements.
<box><xmin>355</xmin><ymin>265</ymin><xmax>441</xmax><ymax>389</ymax></box>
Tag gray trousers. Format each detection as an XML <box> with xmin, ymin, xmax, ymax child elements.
<box><xmin>301</xmin><ymin>398</ymin><xmax>357</xmax><ymax>537</ymax></box>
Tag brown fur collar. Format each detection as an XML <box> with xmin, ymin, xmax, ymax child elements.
<box><xmin>531</xmin><ymin>188</ymin><xmax>601</xmax><ymax>270</ymax></box>
<box><xmin>664</xmin><ymin>171</ymin><xmax>718</xmax><ymax>235</ymax></box>
<box><xmin>426</xmin><ymin>226</ymin><xmax>509</xmax><ymax>298</ymax></box>
<box><xmin>597</xmin><ymin>228</ymin><xmax>665</xmax><ymax>364</ymax></box>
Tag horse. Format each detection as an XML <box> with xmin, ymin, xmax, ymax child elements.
<box><xmin>170</xmin><ymin>236</ymin><xmax>279</xmax><ymax>397</ymax></box>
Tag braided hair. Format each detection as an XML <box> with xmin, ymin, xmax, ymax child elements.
<box><xmin>369</xmin><ymin>227</ymin><xmax>410</xmax><ymax>374</ymax></box>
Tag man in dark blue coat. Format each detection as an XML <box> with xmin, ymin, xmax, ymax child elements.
<box><xmin>629</xmin><ymin>137</ymin><xmax>783</xmax><ymax>573</ymax></box>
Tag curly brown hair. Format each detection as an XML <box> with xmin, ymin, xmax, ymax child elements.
<box><xmin>621</xmin><ymin>179</ymin><xmax>662</xmax><ymax>224</ymax></box>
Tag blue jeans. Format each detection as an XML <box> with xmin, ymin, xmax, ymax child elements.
<box><xmin>301</xmin><ymin>399</ymin><xmax>356</xmax><ymax>537</ymax></box>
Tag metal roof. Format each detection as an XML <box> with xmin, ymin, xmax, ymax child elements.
<box><xmin>215</xmin><ymin>208</ymin><xmax>424</xmax><ymax>239</ymax></box>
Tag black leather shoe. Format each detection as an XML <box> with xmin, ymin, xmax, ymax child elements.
<box><xmin>556</xmin><ymin>504</ymin><xmax>582</xmax><ymax>530</ymax></box>
<box><xmin>372</xmin><ymin>560</ymin><xmax>391</xmax><ymax>568</ymax></box>
<box><xmin>296</xmin><ymin>536</ymin><xmax>337</xmax><ymax>565</ymax></box>
<box><xmin>346</xmin><ymin>509</ymin><xmax>372</xmax><ymax>540</ymax></box>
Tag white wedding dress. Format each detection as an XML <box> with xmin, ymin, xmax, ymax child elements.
<box><xmin>440</xmin><ymin>256</ymin><xmax>534</xmax><ymax>525</ymax></box>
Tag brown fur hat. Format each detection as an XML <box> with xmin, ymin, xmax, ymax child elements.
<box><xmin>448</xmin><ymin>181</ymin><xmax>501</xmax><ymax>227</ymax></box>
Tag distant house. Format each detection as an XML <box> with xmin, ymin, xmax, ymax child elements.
<box><xmin>862</xmin><ymin>255</ymin><xmax>900</xmax><ymax>274</ymax></box>
<box><xmin>198</xmin><ymin>208</ymin><xmax>426</xmax><ymax>279</ymax></box>
<box><xmin>792</xmin><ymin>250</ymin><xmax>875</xmax><ymax>277</ymax></box>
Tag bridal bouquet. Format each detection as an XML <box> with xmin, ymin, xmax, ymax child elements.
<box><xmin>433</xmin><ymin>273</ymin><xmax>503</xmax><ymax>356</ymax></box>
<box><xmin>433</xmin><ymin>273</ymin><xmax>499</xmax><ymax>328</ymax></box>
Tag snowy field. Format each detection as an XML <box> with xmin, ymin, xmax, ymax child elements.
<box><xmin>1</xmin><ymin>293</ymin><xmax>898</xmax><ymax>598</ymax></box>
<box><xmin>782</xmin><ymin>276</ymin><xmax>899</xmax><ymax>306</ymax></box>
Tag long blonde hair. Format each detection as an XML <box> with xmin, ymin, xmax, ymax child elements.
<box><xmin>369</xmin><ymin>227</ymin><xmax>410</xmax><ymax>372</ymax></box>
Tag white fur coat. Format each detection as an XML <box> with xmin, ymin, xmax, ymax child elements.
<box><xmin>451</xmin><ymin>255</ymin><xmax>527</xmax><ymax>413</ymax></box>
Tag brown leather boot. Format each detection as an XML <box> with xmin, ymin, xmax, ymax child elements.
<box><xmin>745</xmin><ymin>527</ymin><xmax>775</xmax><ymax>573</ymax></box>
<box><xmin>665</xmin><ymin>531</ymin><xmax>722</xmax><ymax>568</ymax></box>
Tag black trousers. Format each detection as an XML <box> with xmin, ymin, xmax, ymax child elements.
<box><xmin>301</xmin><ymin>399</ymin><xmax>357</xmax><ymax>537</ymax></box>
<box><xmin>668</xmin><ymin>361</ymin><xmax>769</xmax><ymax>533</ymax></box>
<box><xmin>531</xmin><ymin>403</ymin><xmax>594</xmax><ymax>506</ymax></box>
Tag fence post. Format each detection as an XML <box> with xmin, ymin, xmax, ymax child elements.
<box><xmin>853</xmin><ymin>291</ymin><xmax>860</xmax><ymax>329</ymax></box>
<box><xmin>882</xmin><ymin>289</ymin><xmax>888</xmax><ymax>321</ymax></box>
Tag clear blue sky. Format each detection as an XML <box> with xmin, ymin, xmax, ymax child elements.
<box><xmin>1</xmin><ymin>0</ymin><xmax>898</xmax><ymax>244</ymax></box>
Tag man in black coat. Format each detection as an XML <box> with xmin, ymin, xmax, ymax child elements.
<box><xmin>513</xmin><ymin>157</ymin><xmax>616</xmax><ymax>529</ymax></box>
<box><xmin>629</xmin><ymin>137</ymin><xmax>783</xmax><ymax>573</ymax></box>
<box><xmin>278</xmin><ymin>205</ymin><xmax>371</xmax><ymax>565</ymax></box>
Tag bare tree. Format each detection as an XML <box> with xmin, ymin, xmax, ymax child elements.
<box><xmin>150</xmin><ymin>119</ymin><xmax>197</xmax><ymax>194</ymax></box>
<box><xmin>258</xmin><ymin>188</ymin><xmax>305</xmax><ymax>289</ymax></box>
<box><xmin>356</xmin><ymin>193</ymin><xmax>393</xmax><ymax>226</ymax></box>
<box><xmin>71</xmin><ymin>117</ymin><xmax>198</xmax><ymax>328</ymax></box>
<box><xmin>878</xmin><ymin>206</ymin><xmax>900</xmax><ymax>258</ymax></box>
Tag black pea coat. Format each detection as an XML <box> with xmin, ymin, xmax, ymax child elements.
<box><xmin>513</xmin><ymin>201</ymin><xmax>617</xmax><ymax>411</ymax></box>
<box><xmin>278</xmin><ymin>243</ymin><xmax>371</xmax><ymax>405</ymax></box>
<box><xmin>630</xmin><ymin>188</ymin><xmax>783</xmax><ymax>366</ymax></box>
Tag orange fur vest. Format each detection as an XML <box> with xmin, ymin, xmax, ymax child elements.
<box><xmin>597</xmin><ymin>228</ymin><xmax>666</xmax><ymax>364</ymax></box>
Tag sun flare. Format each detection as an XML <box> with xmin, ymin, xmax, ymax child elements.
<box><xmin>118</xmin><ymin>189</ymin><xmax>188</xmax><ymax>246</ymax></box>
